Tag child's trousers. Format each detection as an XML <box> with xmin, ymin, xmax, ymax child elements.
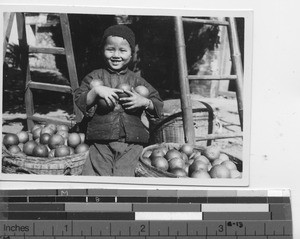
<box><xmin>82</xmin><ymin>141</ymin><xmax>143</xmax><ymax>176</ymax></box>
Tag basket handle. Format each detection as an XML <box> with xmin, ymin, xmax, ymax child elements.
<box><xmin>150</xmin><ymin>101</ymin><xmax>214</xmax><ymax>145</ymax></box>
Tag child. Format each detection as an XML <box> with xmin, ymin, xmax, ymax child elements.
<box><xmin>74</xmin><ymin>24</ymin><xmax>163</xmax><ymax>177</ymax></box>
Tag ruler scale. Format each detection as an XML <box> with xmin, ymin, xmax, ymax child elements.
<box><xmin>0</xmin><ymin>189</ymin><xmax>293</xmax><ymax>238</ymax></box>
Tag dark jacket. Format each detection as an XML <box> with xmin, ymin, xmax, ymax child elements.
<box><xmin>74</xmin><ymin>68</ymin><xmax>163</xmax><ymax>144</ymax></box>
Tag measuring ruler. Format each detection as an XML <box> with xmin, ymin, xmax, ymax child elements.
<box><xmin>0</xmin><ymin>189</ymin><xmax>293</xmax><ymax>238</ymax></box>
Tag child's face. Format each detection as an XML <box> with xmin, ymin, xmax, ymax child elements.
<box><xmin>103</xmin><ymin>36</ymin><xmax>132</xmax><ymax>71</ymax></box>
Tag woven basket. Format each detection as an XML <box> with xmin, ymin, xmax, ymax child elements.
<box><xmin>2</xmin><ymin>146</ymin><xmax>88</xmax><ymax>175</ymax></box>
<box><xmin>149</xmin><ymin>100</ymin><xmax>214</xmax><ymax>147</ymax></box>
<box><xmin>135</xmin><ymin>142</ymin><xmax>242</xmax><ymax>178</ymax></box>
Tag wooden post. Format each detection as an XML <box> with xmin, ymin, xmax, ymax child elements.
<box><xmin>174</xmin><ymin>16</ymin><xmax>195</xmax><ymax>144</ymax></box>
<box><xmin>3</xmin><ymin>13</ymin><xmax>15</xmax><ymax>60</ymax></box>
<box><xmin>16</xmin><ymin>13</ymin><xmax>35</xmax><ymax>130</ymax></box>
<box><xmin>59</xmin><ymin>14</ymin><xmax>83</xmax><ymax>123</ymax></box>
<box><xmin>226</xmin><ymin>17</ymin><xmax>244</xmax><ymax>130</ymax></box>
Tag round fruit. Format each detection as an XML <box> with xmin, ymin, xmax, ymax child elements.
<box><xmin>212</xmin><ymin>158</ymin><xmax>224</xmax><ymax>166</ymax></box>
<box><xmin>157</xmin><ymin>146</ymin><xmax>168</xmax><ymax>155</ymax></box>
<box><xmin>189</xmin><ymin>161</ymin><xmax>209</xmax><ymax>175</ymax></box>
<box><xmin>48</xmin><ymin>134</ymin><xmax>65</xmax><ymax>149</ymax></box>
<box><xmin>190</xmin><ymin>170</ymin><xmax>211</xmax><ymax>178</ymax></box>
<box><xmin>41</xmin><ymin>127</ymin><xmax>55</xmax><ymax>136</ymax></box>
<box><xmin>68</xmin><ymin>133</ymin><xmax>82</xmax><ymax>148</ymax></box>
<box><xmin>209</xmin><ymin>165</ymin><xmax>231</xmax><ymax>178</ymax></box>
<box><xmin>32</xmin><ymin>128</ymin><xmax>42</xmax><ymax>140</ymax></box>
<box><xmin>193</xmin><ymin>155</ymin><xmax>210</xmax><ymax>165</ymax></box>
<box><xmin>135</xmin><ymin>85</ymin><xmax>150</xmax><ymax>98</ymax></box>
<box><xmin>31</xmin><ymin>124</ymin><xmax>44</xmax><ymax>133</ymax></box>
<box><xmin>116</xmin><ymin>83</ymin><xmax>131</xmax><ymax>98</ymax></box>
<box><xmin>170</xmin><ymin>168</ymin><xmax>187</xmax><ymax>177</ymax></box>
<box><xmin>32</xmin><ymin>144</ymin><xmax>48</xmax><ymax>157</ymax></box>
<box><xmin>17</xmin><ymin>131</ymin><xmax>29</xmax><ymax>144</ymax></box>
<box><xmin>8</xmin><ymin>145</ymin><xmax>22</xmax><ymax>154</ymax></box>
<box><xmin>45</xmin><ymin>123</ymin><xmax>57</xmax><ymax>133</ymax></box>
<box><xmin>180</xmin><ymin>144</ymin><xmax>194</xmax><ymax>157</ymax></box>
<box><xmin>168</xmin><ymin>157</ymin><xmax>185</xmax><ymax>171</ymax></box>
<box><xmin>221</xmin><ymin>160</ymin><xmax>237</xmax><ymax>171</ymax></box>
<box><xmin>181</xmin><ymin>152</ymin><xmax>188</xmax><ymax>162</ymax></box>
<box><xmin>78</xmin><ymin>133</ymin><xmax>85</xmax><ymax>143</ymax></box>
<box><xmin>230</xmin><ymin>169</ymin><xmax>242</xmax><ymax>179</ymax></box>
<box><xmin>56</xmin><ymin>124</ymin><xmax>69</xmax><ymax>132</ymax></box>
<box><xmin>75</xmin><ymin>143</ymin><xmax>89</xmax><ymax>154</ymax></box>
<box><xmin>151</xmin><ymin>156</ymin><xmax>169</xmax><ymax>171</ymax></box>
<box><xmin>23</xmin><ymin>140</ymin><xmax>38</xmax><ymax>156</ymax></box>
<box><xmin>165</xmin><ymin>149</ymin><xmax>182</xmax><ymax>161</ymax></box>
<box><xmin>97</xmin><ymin>98</ymin><xmax>114</xmax><ymax>110</ymax></box>
<box><xmin>39</xmin><ymin>133</ymin><xmax>51</xmax><ymax>145</ymax></box>
<box><xmin>219</xmin><ymin>153</ymin><xmax>230</xmax><ymax>162</ymax></box>
<box><xmin>203</xmin><ymin>145</ymin><xmax>221</xmax><ymax>162</ymax></box>
<box><xmin>3</xmin><ymin>133</ymin><xmax>19</xmax><ymax>148</ymax></box>
<box><xmin>150</xmin><ymin>148</ymin><xmax>166</xmax><ymax>160</ymax></box>
<box><xmin>55</xmin><ymin>145</ymin><xmax>70</xmax><ymax>157</ymax></box>
<box><xmin>90</xmin><ymin>79</ymin><xmax>104</xmax><ymax>89</ymax></box>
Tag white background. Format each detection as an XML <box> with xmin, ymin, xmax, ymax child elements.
<box><xmin>1</xmin><ymin>0</ymin><xmax>300</xmax><ymax>237</ymax></box>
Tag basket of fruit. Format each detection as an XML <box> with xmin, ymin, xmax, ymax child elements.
<box><xmin>135</xmin><ymin>142</ymin><xmax>242</xmax><ymax>179</ymax></box>
<box><xmin>2</xmin><ymin>123</ymin><xmax>89</xmax><ymax>175</ymax></box>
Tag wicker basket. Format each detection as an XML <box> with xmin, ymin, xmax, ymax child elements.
<box><xmin>149</xmin><ymin>100</ymin><xmax>214</xmax><ymax>147</ymax></box>
<box><xmin>135</xmin><ymin>142</ymin><xmax>242</xmax><ymax>178</ymax></box>
<box><xmin>2</xmin><ymin>146</ymin><xmax>88</xmax><ymax>175</ymax></box>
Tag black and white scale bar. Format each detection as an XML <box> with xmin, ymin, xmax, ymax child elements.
<box><xmin>0</xmin><ymin>220</ymin><xmax>293</xmax><ymax>237</ymax></box>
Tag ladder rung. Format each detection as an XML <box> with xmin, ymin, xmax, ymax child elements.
<box><xmin>195</xmin><ymin>132</ymin><xmax>243</xmax><ymax>141</ymax></box>
<box><xmin>28</xmin><ymin>114</ymin><xmax>72</xmax><ymax>126</ymax></box>
<box><xmin>182</xmin><ymin>17</ymin><xmax>229</xmax><ymax>26</ymax></box>
<box><xmin>29</xmin><ymin>46</ymin><xmax>66</xmax><ymax>55</ymax></box>
<box><xmin>188</xmin><ymin>75</ymin><xmax>237</xmax><ymax>81</ymax></box>
<box><xmin>28</xmin><ymin>82</ymin><xmax>72</xmax><ymax>93</ymax></box>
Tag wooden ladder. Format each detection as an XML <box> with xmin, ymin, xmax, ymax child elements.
<box><xmin>4</xmin><ymin>13</ymin><xmax>82</xmax><ymax>130</ymax></box>
<box><xmin>174</xmin><ymin>16</ymin><xmax>244</xmax><ymax>144</ymax></box>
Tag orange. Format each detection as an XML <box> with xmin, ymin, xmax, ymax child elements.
<box><xmin>135</xmin><ymin>85</ymin><xmax>150</xmax><ymax>98</ymax></box>
<box><xmin>67</xmin><ymin>133</ymin><xmax>81</xmax><ymax>149</ymax></box>
<box><xmin>180</xmin><ymin>144</ymin><xmax>194</xmax><ymax>157</ymax></box>
<box><xmin>230</xmin><ymin>169</ymin><xmax>242</xmax><ymax>178</ymax></box>
<box><xmin>17</xmin><ymin>131</ymin><xmax>29</xmax><ymax>144</ymax></box>
<box><xmin>151</xmin><ymin>156</ymin><xmax>169</xmax><ymax>171</ymax></box>
<box><xmin>193</xmin><ymin>155</ymin><xmax>210</xmax><ymax>165</ymax></box>
<box><xmin>203</xmin><ymin>145</ymin><xmax>221</xmax><ymax>162</ymax></box>
<box><xmin>209</xmin><ymin>165</ymin><xmax>231</xmax><ymax>178</ymax></box>
<box><xmin>221</xmin><ymin>160</ymin><xmax>237</xmax><ymax>171</ymax></box>
<box><xmin>170</xmin><ymin>168</ymin><xmax>187</xmax><ymax>177</ymax></box>
<box><xmin>190</xmin><ymin>170</ymin><xmax>211</xmax><ymax>178</ymax></box>
<box><xmin>165</xmin><ymin>149</ymin><xmax>182</xmax><ymax>161</ymax></box>
<box><xmin>168</xmin><ymin>157</ymin><xmax>185</xmax><ymax>171</ymax></box>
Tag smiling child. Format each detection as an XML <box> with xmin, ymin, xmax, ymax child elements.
<box><xmin>74</xmin><ymin>24</ymin><xmax>163</xmax><ymax>176</ymax></box>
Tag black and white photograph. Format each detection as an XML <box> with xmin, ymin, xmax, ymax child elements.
<box><xmin>1</xmin><ymin>7</ymin><xmax>252</xmax><ymax>186</ymax></box>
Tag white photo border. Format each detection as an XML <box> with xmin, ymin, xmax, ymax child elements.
<box><xmin>0</xmin><ymin>4</ymin><xmax>253</xmax><ymax>187</ymax></box>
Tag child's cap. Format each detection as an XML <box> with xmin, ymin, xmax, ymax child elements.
<box><xmin>102</xmin><ymin>24</ymin><xmax>135</xmax><ymax>52</ymax></box>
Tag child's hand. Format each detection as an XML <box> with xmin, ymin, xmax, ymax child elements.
<box><xmin>93</xmin><ymin>85</ymin><xmax>123</xmax><ymax>107</ymax></box>
<box><xmin>119</xmin><ymin>88</ymin><xmax>150</xmax><ymax>111</ymax></box>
